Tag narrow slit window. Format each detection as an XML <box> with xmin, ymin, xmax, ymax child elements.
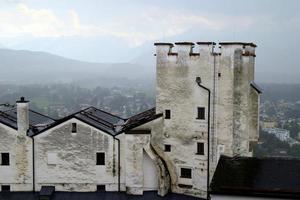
<box><xmin>165</xmin><ymin>110</ymin><xmax>171</xmax><ymax>119</ymax></box>
<box><xmin>197</xmin><ymin>143</ymin><xmax>205</xmax><ymax>155</ymax></box>
<box><xmin>1</xmin><ymin>153</ymin><xmax>9</xmax><ymax>166</ymax></box>
<box><xmin>164</xmin><ymin>145</ymin><xmax>171</xmax><ymax>152</ymax></box>
<box><xmin>71</xmin><ymin>123</ymin><xmax>77</xmax><ymax>133</ymax></box>
<box><xmin>181</xmin><ymin>168</ymin><xmax>192</xmax><ymax>179</ymax></box>
<box><xmin>197</xmin><ymin>107</ymin><xmax>205</xmax><ymax>120</ymax></box>
<box><xmin>1</xmin><ymin>185</ymin><xmax>10</xmax><ymax>192</ymax></box>
<box><xmin>96</xmin><ymin>152</ymin><xmax>105</xmax><ymax>165</ymax></box>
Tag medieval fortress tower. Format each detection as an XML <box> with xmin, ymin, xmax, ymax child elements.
<box><xmin>0</xmin><ymin>41</ymin><xmax>260</xmax><ymax>199</ymax></box>
<box><xmin>153</xmin><ymin>42</ymin><xmax>260</xmax><ymax>197</ymax></box>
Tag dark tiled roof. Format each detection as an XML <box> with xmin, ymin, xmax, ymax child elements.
<box><xmin>121</xmin><ymin>108</ymin><xmax>162</xmax><ymax>132</ymax></box>
<box><xmin>210</xmin><ymin>155</ymin><xmax>300</xmax><ymax>198</ymax></box>
<box><xmin>0</xmin><ymin>110</ymin><xmax>18</xmax><ymax>130</ymax></box>
<box><xmin>74</xmin><ymin>107</ymin><xmax>126</xmax><ymax>135</ymax></box>
<box><xmin>0</xmin><ymin>108</ymin><xmax>56</xmax><ymax>132</ymax></box>
<box><xmin>0</xmin><ymin>105</ymin><xmax>161</xmax><ymax>137</ymax></box>
<box><xmin>38</xmin><ymin>107</ymin><xmax>161</xmax><ymax>136</ymax></box>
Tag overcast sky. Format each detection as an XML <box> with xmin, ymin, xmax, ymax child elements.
<box><xmin>0</xmin><ymin>0</ymin><xmax>299</xmax><ymax>83</ymax></box>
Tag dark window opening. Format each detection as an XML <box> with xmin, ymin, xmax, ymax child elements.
<box><xmin>197</xmin><ymin>143</ymin><xmax>205</xmax><ymax>155</ymax></box>
<box><xmin>181</xmin><ymin>168</ymin><xmax>192</xmax><ymax>179</ymax></box>
<box><xmin>71</xmin><ymin>123</ymin><xmax>77</xmax><ymax>133</ymax></box>
<box><xmin>96</xmin><ymin>152</ymin><xmax>105</xmax><ymax>165</ymax></box>
<box><xmin>178</xmin><ymin>184</ymin><xmax>192</xmax><ymax>189</ymax></box>
<box><xmin>1</xmin><ymin>185</ymin><xmax>10</xmax><ymax>192</ymax></box>
<box><xmin>164</xmin><ymin>145</ymin><xmax>171</xmax><ymax>152</ymax></box>
<box><xmin>218</xmin><ymin>72</ymin><xmax>221</xmax><ymax>77</ymax></box>
<box><xmin>165</xmin><ymin>110</ymin><xmax>171</xmax><ymax>119</ymax></box>
<box><xmin>97</xmin><ymin>185</ymin><xmax>105</xmax><ymax>192</ymax></box>
<box><xmin>197</xmin><ymin>107</ymin><xmax>205</xmax><ymax>120</ymax></box>
<box><xmin>1</xmin><ymin>153</ymin><xmax>9</xmax><ymax>166</ymax></box>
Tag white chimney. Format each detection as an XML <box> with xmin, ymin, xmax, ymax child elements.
<box><xmin>16</xmin><ymin>97</ymin><xmax>29</xmax><ymax>135</ymax></box>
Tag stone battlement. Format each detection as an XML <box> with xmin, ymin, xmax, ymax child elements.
<box><xmin>154</xmin><ymin>41</ymin><xmax>256</xmax><ymax>58</ymax></box>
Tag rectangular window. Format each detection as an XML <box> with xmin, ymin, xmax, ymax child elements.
<box><xmin>164</xmin><ymin>145</ymin><xmax>171</xmax><ymax>152</ymax></box>
<box><xmin>1</xmin><ymin>153</ymin><xmax>9</xmax><ymax>166</ymax></box>
<box><xmin>96</xmin><ymin>152</ymin><xmax>105</xmax><ymax>165</ymax></box>
<box><xmin>1</xmin><ymin>185</ymin><xmax>10</xmax><ymax>192</ymax></box>
<box><xmin>181</xmin><ymin>168</ymin><xmax>192</xmax><ymax>179</ymax></box>
<box><xmin>165</xmin><ymin>110</ymin><xmax>171</xmax><ymax>119</ymax></box>
<box><xmin>218</xmin><ymin>72</ymin><xmax>221</xmax><ymax>77</ymax></box>
<box><xmin>71</xmin><ymin>123</ymin><xmax>77</xmax><ymax>133</ymax></box>
<box><xmin>47</xmin><ymin>153</ymin><xmax>58</xmax><ymax>165</ymax></box>
<box><xmin>197</xmin><ymin>107</ymin><xmax>205</xmax><ymax>120</ymax></box>
<box><xmin>97</xmin><ymin>185</ymin><xmax>105</xmax><ymax>192</ymax></box>
<box><xmin>197</xmin><ymin>143</ymin><xmax>205</xmax><ymax>155</ymax></box>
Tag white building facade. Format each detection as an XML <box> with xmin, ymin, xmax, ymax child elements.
<box><xmin>263</xmin><ymin>128</ymin><xmax>290</xmax><ymax>141</ymax></box>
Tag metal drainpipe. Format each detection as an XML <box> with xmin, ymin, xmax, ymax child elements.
<box><xmin>114</xmin><ymin>137</ymin><xmax>121</xmax><ymax>192</ymax></box>
<box><xmin>196</xmin><ymin>78</ymin><xmax>211</xmax><ymax>200</ymax></box>
<box><xmin>31</xmin><ymin>136</ymin><xmax>35</xmax><ymax>192</ymax></box>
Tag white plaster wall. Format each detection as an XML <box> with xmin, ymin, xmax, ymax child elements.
<box><xmin>154</xmin><ymin>42</ymin><xmax>259</xmax><ymax>198</ymax></box>
<box><xmin>34</xmin><ymin>118</ymin><xmax>118</xmax><ymax>192</ymax></box>
<box><xmin>0</xmin><ymin>124</ymin><xmax>33</xmax><ymax>191</ymax></box>
<box><xmin>154</xmin><ymin>43</ymin><xmax>215</xmax><ymax>198</ymax></box>
<box><xmin>125</xmin><ymin>133</ymin><xmax>150</xmax><ymax>195</ymax></box>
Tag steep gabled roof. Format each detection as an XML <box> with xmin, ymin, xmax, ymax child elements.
<box><xmin>210</xmin><ymin>155</ymin><xmax>300</xmax><ymax>198</ymax></box>
<box><xmin>73</xmin><ymin>107</ymin><xmax>126</xmax><ymax>135</ymax></box>
<box><xmin>34</xmin><ymin>107</ymin><xmax>162</xmax><ymax>136</ymax></box>
<box><xmin>0</xmin><ymin>105</ymin><xmax>162</xmax><ymax>137</ymax></box>
<box><xmin>34</xmin><ymin>106</ymin><xmax>126</xmax><ymax>136</ymax></box>
<box><xmin>121</xmin><ymin>108</ymin><xmax>163</xmax><ymax>132</ymax></box>
<box><xmin>0</xmin><ymin>108</ymin><xmax>56</xmax><ymax>132</ymax></box>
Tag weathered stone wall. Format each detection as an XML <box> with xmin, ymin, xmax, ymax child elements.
<box><xmin>0</xmin><ymin>124</ymin><xmax>33</xmax><ymax>191</ymax></box>
<box><xmin>34</xmin><ymin>118</ymin><xmax>118</xmax><ymax>191</ymax></box>
<box><xmin>124</xmin><ymin>119</ymin><xmax>171</xmax><ymax>196</ymax></box>
<box><xmin>217</xmin><ymin>44</ymin><xmax>258</xmax><ymax>158</ymax></box>
<box><xmin>249</xmin><ymin>86</ymin><xmax>260</xmax><ymax>153</ymax></box>
<box><xmin>154</xmin><ymin>42</ymin><xmax>259</xmax><ymax>198</ymax></box>
<box><xmin>154</xmin><ymin>43</ymin><xmax>216</xmax><ymax>198</ymax></box>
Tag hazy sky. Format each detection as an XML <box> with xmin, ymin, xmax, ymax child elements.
<box><xmin>0</xmin><ymin>0</ymin><xmax>299</xmax><ymax>83</ymax></box>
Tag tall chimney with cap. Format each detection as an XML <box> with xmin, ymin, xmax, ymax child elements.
<box><xmin>16</xmin><ymin>97</ymin><xmax>29</xmax><ymax>135</ymax></box>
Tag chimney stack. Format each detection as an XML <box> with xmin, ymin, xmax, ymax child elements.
<box><xmin>16</xmin><ymin>97</ymin><xmax>29</xmax><ymax>135</ymax></box>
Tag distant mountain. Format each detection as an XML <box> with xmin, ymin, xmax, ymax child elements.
<box><xmin>0</xmin><ymin>48</ymin><xmax>155</xmax><ymax>89</ymax></box>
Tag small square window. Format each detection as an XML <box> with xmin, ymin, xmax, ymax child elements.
<box><xmin>97</xmin><ymin>185</ymin><xmax>105</xmax><ymax>192</ymax></box>
<box><xmin>1</xmin><ymin>185</ymin><xmax>10</xmax><ymax>192</ymax></box>
<box><xmin>218</xmin><ymin>72</ymin><xmax>221</xmax><ymax>77</ymax></box>
<box><xmin>96</xmin><ymin>152</ymin><xmax>105</xmax><ymax>165</ymax></box>
<box><xmin>165</xmin><ymin>110</ymin><xmax>171</xmax><ymax>119</ymax></box>
<box><xmin>1</xmin><ymin>153</ymin><xmax>9</xmax><ymax>166</ymax></box>
<box><xmin>71</xmin><ymin>123</ymin><xmax>77</xmax><ymax>133</ymax></box>
<box><xmin>164</xmin><ymin>145</ymin><xmax>171</xmax><ymax>152</ymax></box>
<box><xmin>197</xmin><ymin>143</ymin><xmax>205</xmax><ymax>155</ymax></box>
<box><xmin>181</xmin><ymin>168</ymin><xmax>192</xmax><ymax>179</ymax></box>
<box><xmin>197</xmin><ymin>107</ymin><xmax>205</xmax><ymax>120</ymax></box>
